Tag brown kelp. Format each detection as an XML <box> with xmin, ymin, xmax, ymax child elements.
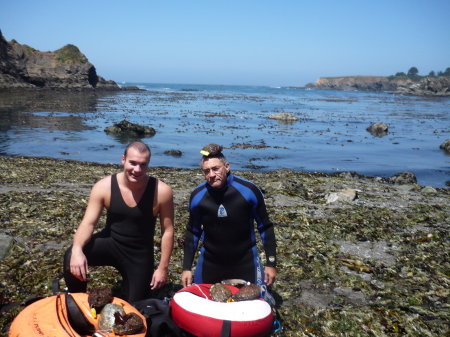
<box><xmin>1</xmin><ymin>156</ymin><xmax>449</xmax><ymax>336</ymax></box>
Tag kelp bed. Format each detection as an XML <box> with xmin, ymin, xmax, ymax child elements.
<box><xmin>0</xmin><ymin>156</ymin><xmax>449</xmax><ymax>336</ymax></box>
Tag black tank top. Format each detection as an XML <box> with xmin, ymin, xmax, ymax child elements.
<box><xmin>106</xmin><ymin>174</ymin><xmax>157</xmax><ymax>254</ymax></box>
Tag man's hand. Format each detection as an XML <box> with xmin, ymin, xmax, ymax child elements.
<box><xmin>264</xmin><ymin>266</ymin><xmax>276</xmax><ymax>286</ymax></box>
<box><xmin>70</xmin><ymin>249</ymin><xmax>89</xmax><ymax>281</ymax></box>
<box><xmin>150</xmin><ymin>267</ymin><xmax>168</xmax><ymax>290</ymax></box>
<box><xmin>181</xmin><ymin>270</ymin><xmax>193</xmax><ymax>288</ymax></box>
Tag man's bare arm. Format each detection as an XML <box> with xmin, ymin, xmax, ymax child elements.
<box><xmin>70</xmin><ymin>177</ymin><xmax>109</xmax><ymax>281</ymax></box>
<box><xmin>151</xmin><ymin>180</ymin><xmax>174</xmax><ymax>290</ymax></box>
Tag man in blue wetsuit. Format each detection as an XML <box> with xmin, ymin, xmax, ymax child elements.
<box><xmin>182</xmin><ymin>144</ymin><xmax>276</xmax><ymax>288</ymax></box>
<box><xmin>63</xmin><ymin>141</ymin><xmax>174</xmax><ymax>302</ymax></box>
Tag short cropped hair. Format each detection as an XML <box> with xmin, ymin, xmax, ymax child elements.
<box><xmin>124</xmin><ymin>141</ymin><xmax>151</xmax><ymax>158</ymax></box>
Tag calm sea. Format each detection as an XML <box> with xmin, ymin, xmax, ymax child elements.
<box><xmin>1</xmin><ymin>82</ymin><xmax>449</xmax><ymax>187</ymax></box>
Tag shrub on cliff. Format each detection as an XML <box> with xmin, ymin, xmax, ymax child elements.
<box><xmin>55</xmin><ymin>44</ymin><xmax>86</xmax><ymax>63</ymax></box>
<box><xmin>407</xmin><ymin>67</ymin><xmax>419</xmax><ymax>76</ymax></box>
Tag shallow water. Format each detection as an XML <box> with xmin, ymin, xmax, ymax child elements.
<box><xmin>1</xmin><ymin>83</ymin><xmax>449</xmax><ymax>187</ymax></box>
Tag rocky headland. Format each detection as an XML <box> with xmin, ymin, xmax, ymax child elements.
<box><xmin>305</xmin><ymin>75</ymin><xmax>450</xmax><ymax>96</ymax></box>
<box><xmin>0</xmin><ymin>30</ymin><xmax>133</xmax><ymax>92</ymax></box>
<box><xmin>304</xmin><ymin>76</ymin><xmax>414</xmax><ymax>92</ymax></box>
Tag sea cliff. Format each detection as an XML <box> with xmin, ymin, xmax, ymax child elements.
<box><xmin>0</xmin><ymin>30</ymin><xmax>121</xmax><ymax>92</ymax></box>
<box><xmin>392</xmin><ymin>76</ymin><xmax>450</xmax><ymax>96</ymax></box>
<box><xmin>305</xmin><ymin>76</ymin><xmax>413</xmax><ymax>92</ymax></box>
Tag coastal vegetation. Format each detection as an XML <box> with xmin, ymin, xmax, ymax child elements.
<box><xmin>389</xmin><ymin>66</ymin><xmax>450</xmax><ymax>81</ymax></box>
<box><xmin>55</xmin><ymin>44</ymin><xmax>86</xmax><ymax>63</ymax></box>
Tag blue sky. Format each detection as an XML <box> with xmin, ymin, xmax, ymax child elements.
<box><xmin>1</xmin><ymin>0</ymin><xmax>449</xmax><ymax>86</ymax></box>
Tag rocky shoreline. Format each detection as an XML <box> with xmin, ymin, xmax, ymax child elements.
<box><xmin>305</xmin><ymin>75</ymin><xmax>450</xmax><ymax>96</ymax></box>
<box><xmin>0</xmin><ymin>156</ymin><xmax>449</xmax><ymax>336</ymax></box>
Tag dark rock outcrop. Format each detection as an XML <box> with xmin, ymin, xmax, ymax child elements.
<box><xmin>305</xmin><ymin>76</ymin><xmax>414</xmax><ymax>92</ymax></box>
<box><xmin>440</xmin><ymin>139</ymin><xmax>450</xmax><ymax>152</ymax></box>
<box><xmin>393</xmin><ymin>77</ymin><xmax>450</xmax><ymax>96</ymax></box>
<box><xmin>0</xmin><ymin>30</ymin><xmax>120</xmax><ymax>91</ymax></box>
<box><xmin>388</xmin><ymin>172</ymin><xmax>417</xmax><ymax>185</ymax></box>
<box><xmin>164</xmin><ymin>150</ymin><xmax>182</xmax><ymax>157</ymax></box>
<box><xmin>104</xmin><ymin>120</ymin><xmax>156</xmax><ymax>136</ymax></box>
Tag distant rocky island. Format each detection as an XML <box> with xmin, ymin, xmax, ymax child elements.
<box><xmin>0</xmin><ymin>30</ymin><xmax>138</xmax><ymax>92</ymax></box>
<box><xmin>305</xmin><ymin>75</ymin><xmax>450</xmax><ymax>96</ymax></box>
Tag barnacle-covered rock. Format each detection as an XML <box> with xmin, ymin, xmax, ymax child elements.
<box><xmin>98</xmin><ymin>303</ymin><xmax>125</xmax><ymax>331</ymax></box>
<box><xmin>232</xmin><ymin>284</ymin><xmax>261</xmax><ymax>301</ymax></box>
<box><xmin>366</xmin><ymin>122</ymin><xmax>388</xmax><ymax>137</ymax></box>
<box><xmin>88</xmin><ymin>286</ymin><xmax>112</xmax><ymax>310</ymax></box>
<box><xmin>210</xmin><ymin>283</ymin><xmax>232</xmax><ymax>302</ymax></box>
<box><xmin>113</xmin><ymin>312</ymin><xmax>144</xmax><ymax>335</ymax></box>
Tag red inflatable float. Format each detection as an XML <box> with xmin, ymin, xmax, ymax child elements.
<box><xmin>170</xmin><ymin>284</ymin><xmax>273</xmax><ymax>337</ymax></box>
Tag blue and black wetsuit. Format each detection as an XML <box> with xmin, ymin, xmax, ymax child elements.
<box><xmin>64</xmin><ymin>174</ymin><xmax>157</xmax><ymax>302</ymax></box>
<box><xmin>183</xmin><ymin>173</ymin><xmax>276</xmax><ymax>286</ymax></box>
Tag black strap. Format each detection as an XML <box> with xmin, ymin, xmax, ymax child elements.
<box><xmin>220</xmin><ymin>320</ymin><xmax>231</xmax><ymax>337</ymax></box>
<box><xmin>0</xmin><ymin>296</ymin><xmax>42</xmax><ymax>312</ymax></box>
<box><xmin>56</xmin><ymin>295</ymin><xmax>74</xmax><ymax>337</ymax></box>
<box><xmin>65</xmin><ymin>293</ymin><xmax>95</xmax><ymax>335</ymax></box>
<box><xmin>52</xmin><ymin>279</ymin><xmax>60</xmax><ymax>295</ymax></box>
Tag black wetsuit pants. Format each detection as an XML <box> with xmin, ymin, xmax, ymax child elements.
<box><xmin>63</xmin><ymin>230</ymin><xmax>154</xmax><ymax>303</ymax></box>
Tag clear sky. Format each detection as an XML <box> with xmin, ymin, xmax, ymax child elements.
<box><xmin>1</xmin><ymin>0</ymin><xmax>449</xmax><ymax>87</ymax></box>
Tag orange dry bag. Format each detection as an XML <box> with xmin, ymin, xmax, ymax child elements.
<box><xmin>8</xmin><ymin>293</ymin><xmax>147</xmax><ymax>337</ymax></box>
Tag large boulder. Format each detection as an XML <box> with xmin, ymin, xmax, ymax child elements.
<box><xmin>366</xmin><ymin>123</ymin><xmax>388</xmax><ymax>137</ymax></box>
<box><xmin>326</xmin><ymin>188</ymin><xmax>358</xmax><ymax>204</ymax></box>
<box><xmin>105</xmin><ymin>120</ymin><xmax>156</xmax><ymax>136</ymax></box>
<box><xmin>0</xmin><ymin>30</ymin><xmax>120</xmax><ymax>91</ymax></box>
<box><xmin>388</xmin><ymin>172</ymin><xmax>417</xmax><ymax>185</ymax></box>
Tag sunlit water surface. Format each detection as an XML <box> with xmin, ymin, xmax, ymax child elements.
<box><xmin>1</xmin><ymin>83</ymin><xmax>449</xmax><ymax>187</ymax></box>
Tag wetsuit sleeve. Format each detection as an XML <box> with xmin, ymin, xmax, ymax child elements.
<box><xmin>182</xmin><ymin>189</ymin><xmax>204</xmax><ymax>271</ymax></box>
<box><xmin>253</xmin><ymin>188</ymin><xmax>277</xmax><ymax>268</ymax></box>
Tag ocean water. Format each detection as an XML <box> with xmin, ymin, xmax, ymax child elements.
<box><xmin>1</xmin><ymin>82</ymin><xmax>450</xmax><ymax>187</ymax></box>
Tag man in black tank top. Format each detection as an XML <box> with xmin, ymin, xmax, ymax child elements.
<box><xmin>63</xmin><ymin>142</ymin><xmax>174</xmax><ymax>302</ymax></box>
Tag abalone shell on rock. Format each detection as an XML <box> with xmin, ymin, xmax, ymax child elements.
<box><xmin>98</xmin><ymin>303</ymin><xmax>125</xmax><ymax>331</ymax></box>
<box><xmin>113</xmin><ymin>312</ymin><xmax>144</xmax><ymax>335</ymax></box>
<box><xmin>232</xmin><ymin>284</ymin><xmax>261</xmax><ymax>301</ymax></box>
<box><xmin>210</xmin><ymin>283</ymin><xmax>232</xmax><ymax>302</ymax></box>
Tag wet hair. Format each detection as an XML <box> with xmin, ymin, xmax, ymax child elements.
<box><xmin>200</xmin><ymin>143</ymin><xmax>227</xmax><ymax>166</ymax></box>
<box><xmin>124</xmin><ymin>141</ymin><xmax>151</xmax><ymax>158</ymax></box>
